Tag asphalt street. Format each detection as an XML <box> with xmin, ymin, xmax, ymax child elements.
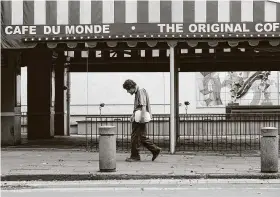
<box><xmin>2</xmin><ymin>179</ymin><xmax>280</xmax><ymax>197</ymax></box>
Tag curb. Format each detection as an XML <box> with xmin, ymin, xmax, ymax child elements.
<box><xmin>0</xmin><ymin>148</ymin><xmax>261</xmax><ymax>157</ymax></box>
<box><xmin>2</xmin><ymin>173</ymin><xmax>280</xmax><ymax>181</ymax></box>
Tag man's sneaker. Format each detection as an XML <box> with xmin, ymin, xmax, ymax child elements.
<box><xmin>152</xmin><ymin>148</ymin><xmax>161</xmax><ymax>161</ymax></box>
<box><xmin>125</xmin><ymin>157</ymin><xmax>140</xmax><ymax>162</ymax></box>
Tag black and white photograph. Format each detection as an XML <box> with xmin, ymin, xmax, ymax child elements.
<box><xmin>1</xmin><ymin>0</ymin><xmax>280</xmax><ymax>196</ymax></box>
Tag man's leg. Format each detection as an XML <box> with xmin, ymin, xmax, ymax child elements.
<box><xmin>126</xmin><ymin>122</ymin><xmax>141</xmax><ymax>162</ymax></box>
<box><xmin>139</xmin><ymin>123</ymin><xmax>161</xmax><ymax>161</ymax></box>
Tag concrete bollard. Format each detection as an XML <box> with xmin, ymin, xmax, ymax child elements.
<box><xmin>261</xmin><ymin>127</ymin><xmax>279</xmax><ymax>173</ymax></box>
<box><xmin>99</xmin><ymin>126</ymin><xmax>116</xmax><ymax>172</ymax></box>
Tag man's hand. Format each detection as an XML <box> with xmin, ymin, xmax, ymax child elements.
<box><xmin>130</xmin><ymin>114</ymin><xmax>135</xmax><ymax>123</ymax></box>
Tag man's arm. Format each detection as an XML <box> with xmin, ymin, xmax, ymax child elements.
<box><xmin>139</xmin><ymin>89</ymin><xmax>147</xmax><ymax>123</ymax></box>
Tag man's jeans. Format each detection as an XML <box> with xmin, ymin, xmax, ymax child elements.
<box><xmin>130</xmin><ymin>122</ymin><xmax>160</xmax><ymax>159</ymax></box>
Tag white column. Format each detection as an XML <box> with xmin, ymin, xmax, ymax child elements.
<box><xmin>51</xmin><ymin>68</ymin><xmax>55</xmax><ymax>136</ymax></box>
<box><xmin>168</xmin><ymin>41</ymin><xmax>177</xmax><ymax>154</ymax></box>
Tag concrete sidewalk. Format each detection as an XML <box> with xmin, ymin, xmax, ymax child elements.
<box><xmin>1</xmin><ymin>149</ymin><xmax>280</xmax><ymax>181</ymax></box>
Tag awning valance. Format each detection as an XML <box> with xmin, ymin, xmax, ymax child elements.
<box><xmin>30</xmin><ymin>39</ymin><xmax>279</xmax><ymax>50</ymax></box>
<box><xmin>1</xmin><ymin>0</ymin><xmax>280</xmax><ymax>49</ymax></box>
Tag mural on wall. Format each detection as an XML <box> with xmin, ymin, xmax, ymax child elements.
<box><xmin>198</xmin><ymin>72</ymin><xmax>223</xmax><ymax>106</ymax></box>
<box><xmin>197</xmin><ymin>71</ymin><xmax>279</xmax><ymax>107</ymax></box>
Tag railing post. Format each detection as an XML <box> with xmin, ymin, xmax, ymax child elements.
<box><xmin>168</xmin><ymin>41</ymin><xmax>177</xmax><ymax>154</ymax></box>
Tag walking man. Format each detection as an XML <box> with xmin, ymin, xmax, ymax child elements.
<box><xmin>123</xmin><ymin>79</ymin><xmax>161</xmax><ymax>162</ymax></box>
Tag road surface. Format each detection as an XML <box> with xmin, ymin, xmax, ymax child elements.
<box><xmin>2</xmin><ymin>179</ymin><xmax>280</xmax><ymax>197</ymax></box>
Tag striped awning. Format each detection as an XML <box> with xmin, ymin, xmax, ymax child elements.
<box><xmin>1</xmin><ymin>0</ymin><xmax>280</xmax><ymax>49</ymax></box>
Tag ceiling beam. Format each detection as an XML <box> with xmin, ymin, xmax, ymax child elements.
<box><xmin>69</xmin><ymin>60</ymin><xmax>280</xmax><ymax>72</ymax></box>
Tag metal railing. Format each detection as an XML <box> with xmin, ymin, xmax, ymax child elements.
<box><xmin>84</xmin><ymin>113</ymin><xmax>279</xmax><ymax>152</ymax></box>
<box><xmin>20</xmin><ymin>112</ymin><xmax>280</xmax><ymax>153</ymax></box>
<box><xmin>177</xmin><ymin>113</ymin><xmax>280</xmax><ymax>152</ymax></box>
<box><xmin>84</xmin><ymin>114</ymin><xmax>170</xmax><ymax>152</ymax></box>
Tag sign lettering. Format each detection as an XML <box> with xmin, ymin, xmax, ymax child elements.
<box><xmin>2</xmin><ymin>22</ymin><xmax>280</xmax><ymax>38</ymax></box>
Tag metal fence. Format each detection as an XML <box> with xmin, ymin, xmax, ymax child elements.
<box><xmin>84</xmin><ymin>114</ymin><xmax>170</xmax><ymax>151</ymax></box>
<box><xmin>20</xmin><ymin>112</ymin><xmax>280</xmax><ymax>153</ymax></box>
<box><xmin>177</xmin><ymin>113</ymin><xmax>280</xmax><ymax>152</ymax></box>
<box><xmin>84</xmin><ymin>113</ymin><xmax>280</xmax><ymax>152</ymax></box>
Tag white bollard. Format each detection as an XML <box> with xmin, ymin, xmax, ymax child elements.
<box><xmin>99</xmin><ymin>126</ymin><xmax>116</xmax><ymax>172</ymax></box>
<box><xmin>261</xmin><ymin>127</ymin><xmax>279</xmax><ymax>173</ymax></box>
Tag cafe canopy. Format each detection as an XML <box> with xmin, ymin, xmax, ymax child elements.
<box><xmin>1</xmin><ymin>0</ymin><xmax>280</xmax><ymax>49</ymax></box>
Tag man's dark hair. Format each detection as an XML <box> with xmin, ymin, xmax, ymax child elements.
<box><xmin>123</xmin><ymin>79</ymin><xmax>137</xmax><ymax>90</ymax></box>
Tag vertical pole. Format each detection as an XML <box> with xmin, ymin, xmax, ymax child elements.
<box><xmin>175</xmin><ymin>49</ymin><xmax>180</xmax><ymax>143</ymax></box>
<box><xmin>277</xmin><ymin>71</ymin><xmax>280</xmax><ymax>105</ymax></box>
<box><xmin>51</xmin><ymin>66</ymin><xmax>55</xmax><ymax>136</ymax></box>
<box><xmin>63</xmin><ymin>67</ymin><xmax>67</xmax><ymax>136</ymax></box>
<box><xmin>169</xmin><ymin>41</ymin><xmax>177</xmax><ymax>154</ymax></box>
<box><xmin>54</xmin><ymin>52</ymin><xmax>65</xmax><ymax>136</ymax></box>
<box><xmin>66</xmin><ymin>67</ymin><xmax>71</xmax><ymax>136</ymax></box>
<box><xmin>162</xmin><ymin>72</ymin><xmax>166</xmax><ymax>114</ymax></box>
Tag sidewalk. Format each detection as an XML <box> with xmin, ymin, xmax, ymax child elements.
<box><xmin>1</xmin><ymin>149</ymin><xmax>280</xmax><ymax>181</ymax></box>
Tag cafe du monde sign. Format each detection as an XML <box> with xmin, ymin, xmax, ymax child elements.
<box><xmin>3</xmin><ymin>22</ymin><xmax>280</xmax><ymax>39</ymax></box>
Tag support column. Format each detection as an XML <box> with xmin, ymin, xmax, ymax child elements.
<box><xmin>175</xmin><ymin>47</ymin><xmax>180</xmax><ymax>143</ymax></box>
<box><xmin>54</xmin><ymin>52</ymin><xmax>67</xmax><ymax>135</ymax></box>
<box><xmin>26</xmin><ymin>48</ymin><xmax>54</xmax><ymax>140</ymax></box>
<box><xmin>66</xmin><ymin>66</ymin><xmax>71</xmax><ymax>136</ymax></box>
<box><xmin>168</xmin><ymin>41</ymin><xmax>178</xmax><ymax>154</ymax></box>
<box><xmin>1</xmin><ymin>51</ymin><xmax>21</xmax><ymax>145</ymax></box>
